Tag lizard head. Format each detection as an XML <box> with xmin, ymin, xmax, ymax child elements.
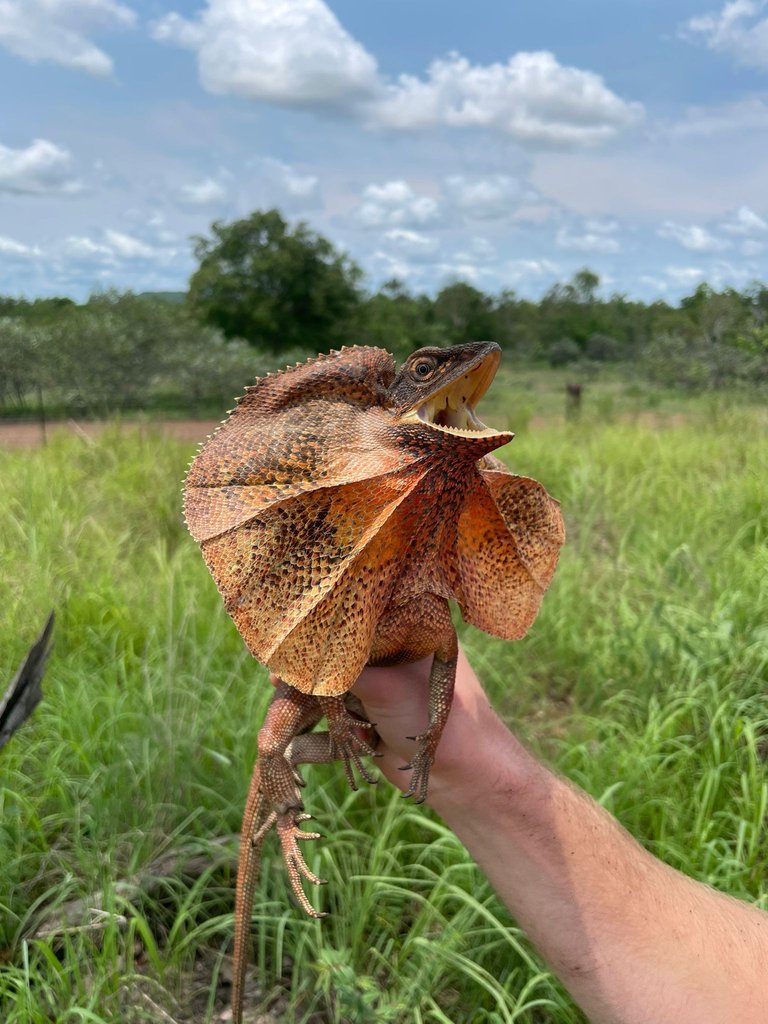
<box><xmin>386</xmin><ymin>341</ymin><xmax>514</xmax><ymax>453</ymax></box>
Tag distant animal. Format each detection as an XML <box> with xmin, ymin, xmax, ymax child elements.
<box><xmin>183</xmin><ymin>343</ymin><xmax>564</xmax><ymax>1023</ymax></box>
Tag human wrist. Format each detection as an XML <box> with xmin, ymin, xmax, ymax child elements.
<box><xmin>427</xmin><ymin>706</ymin><xmax>545</xmax><ymax>820</ymax></box>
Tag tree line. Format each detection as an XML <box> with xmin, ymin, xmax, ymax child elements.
<box><xmin>2</xmin><ymin>208</ymin><xmax>767</xmax><ymax>417</ymax></box>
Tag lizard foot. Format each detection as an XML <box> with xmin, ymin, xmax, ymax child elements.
<box><xmin>321</xmin><ymin>698</ymin><xmax>381</xmax><ymax>791</ymax></box>
<box><xmin>399</xmin><ymin>736</ymin><xmax>434</xmax><ymax>804</ymax></box>
<box><xmin>255</xmin><ymin>809</ymin><xmax>328</xmax><ymax>918</ymax></box>
<box><xmin>400</xmin><ymin>726</ymin><xmax>444</xmax><ymax>804</ymax></box>
<box><xmin>398</xmin><ymin>641</ymin><xmax>457</xmax><ymax>805</ymax></box>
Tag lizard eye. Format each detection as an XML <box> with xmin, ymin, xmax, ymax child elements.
<box><xmin>411</xmin><ymin>358</ymin><xmax>436</xmax><ymax>381</ymax></box>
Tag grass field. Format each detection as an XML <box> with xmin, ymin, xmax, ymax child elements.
<box><xmin>1</xmin><ymin>392</ymin><xmax>766</xmax><ymax>1023</ymax></box>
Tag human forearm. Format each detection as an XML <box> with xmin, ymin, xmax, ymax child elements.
<box><xmin>354</xmin><ymin>650</ymin><xmax>768</xmax><ymax>1024</ymax></box>
<box><xmin>431</xmin><ymin>724</ymin><xmax>768</xmax><ymax>1024</ymax></box>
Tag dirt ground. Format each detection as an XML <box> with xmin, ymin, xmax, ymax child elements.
<box><xmin>0</xmin><ymin>419</ymin><xmax>222</xmax><ymax>449</ymax></box>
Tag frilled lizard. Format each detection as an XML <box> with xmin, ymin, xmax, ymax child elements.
<box><xmin>183</xmin><ymin>342</ymin><xmax>564</xmax><ymax>1022</ymax></box>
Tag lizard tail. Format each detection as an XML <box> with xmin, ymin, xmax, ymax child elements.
<box><xmin>232</xmin><ymin>757</ymin><xmax>269</xmax><ymax>1024</ymax></box>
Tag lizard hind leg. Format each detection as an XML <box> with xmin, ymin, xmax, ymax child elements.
<box><xmin>233</xmin><ymin>683</ymin><xmax>337</xmax><ymax>1023</ymax></box>
<box><xmin>230</xmin><ymin>688</ymin><xmax>342</xmax><ymax>1024</ymax></box>
<box><xmin>252</xmin><ymin>684</ymin><xmax>338</xmax><ymax>913</ymax></box>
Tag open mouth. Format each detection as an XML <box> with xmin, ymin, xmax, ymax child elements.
<box><xmin>402</xmin><ymin>349</ymin><xmax>506</xmax><ymax>438</ymax></box>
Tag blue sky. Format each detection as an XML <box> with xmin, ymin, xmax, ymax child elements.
<box><xmin>2</xmin><ymin>0</ymin><xmax>768</xmax><ymax>302</ymax></box>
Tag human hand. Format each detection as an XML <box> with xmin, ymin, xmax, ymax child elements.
<box><xmin>351</xmin><ymin>645</ymin><xmax>535</xmax><ymax>812</ymax></box>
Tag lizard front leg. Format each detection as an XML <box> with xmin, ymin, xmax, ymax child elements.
<box><xmin>369</xmin><ymin>595</ymin><xmax>459</xmax><ymax>804</ymax></box>
<box><xmin>401</xmin><ymin>618</ymin><xmax>459</xmax><ymax>805</ymax></box>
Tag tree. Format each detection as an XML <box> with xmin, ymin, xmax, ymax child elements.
<box><xmin>491</xmin><ymin>290</ymin><xmax>541</xmax><ymax>358</ymax></box>
<box><xmin>571</xmin><ymin>268</ymin><xmax>600</xmax><ymax>304</ymax></box>
<box><xmin>433</xmin><ymin>281</ymin><xmax>495</xmax><ymax>344</ymax></box>
<box><xmin>44</xmin><ymin>292</ymin><xmax>176</xmax><ymax>413</ymax></box>
<box><xmin>0</xmin><ymin>318</ymin><xmax>46</xmax><ymax>409</ymax></box>
<box><xmin>358</xmin><ymin>279</ymin><xmax>443</xmax><ymax>361</ymax></box>
<box><xmin>548</xmin><ymin>337</ymin><xmax>582</xmax><ymax>367</ymax></box>
<box><xmin>188</xmin><ymin>209</ymin><xmax>364</xmax><ymax>351</ymax></box>
<box><xmin>29</xmin><ymin>291</ymin><xmax>230</xmax><ymax>415</ymax></box>
<box><xmin>679</xmin><ymin>284</ymin><xmax>750</xmax><ymax>348</ymax></box>
<box><xmin>164</xmin><ymin>331</ymin><xmax>268</xmax><ymax>416</ymax></box>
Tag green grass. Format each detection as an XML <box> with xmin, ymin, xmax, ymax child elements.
<box><xmin>485</xmin><ymin>360</ymin><xmax>768</xmax><ymax>427</ymax></box>
<box><xmin>0</xmin><ymin>404</ymin><xmax>766</xmax><ymax>1022</ymax></box>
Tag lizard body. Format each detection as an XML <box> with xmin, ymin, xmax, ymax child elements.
<box><xmin>183</xmin><ymin>342</ymin><xmax>564</xmax><ymax>1022</ymax></box>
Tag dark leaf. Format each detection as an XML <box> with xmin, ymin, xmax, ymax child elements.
<box><xmin>0</xmin><ymin>611</ymin><xmax>54</xmax><ymax>751</ymax></box>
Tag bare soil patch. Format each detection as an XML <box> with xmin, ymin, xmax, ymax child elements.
<box><xmin>0</xmin><ymin>419</ymin><xmax>221</xmax><ymax>449</ymax></box>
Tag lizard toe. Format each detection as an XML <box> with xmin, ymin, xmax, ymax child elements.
<box><xmin>276</xmin><ymin>812</ymin><xmax>328</xmax><ymax>914</ymax></box>
<box><xmin>323</xmin><ymin>701</ymin><xmax>380</xmax><ymax>789</ymax></box>
<box><xmin>401</xmin><ymin>749</ymin><xmax>434</xmax><ymax>804</ymax></box>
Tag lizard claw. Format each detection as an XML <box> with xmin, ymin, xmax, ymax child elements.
<box><xmin>401</xmin><ymin>751</ymin><xmax>432</xmax><ymax>804</ymax></box>
<box><xmin>334</xmin><ymin>738</ymin><xmax>380</xmax><ymax>791</ymax></box>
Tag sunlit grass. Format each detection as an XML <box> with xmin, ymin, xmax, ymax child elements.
<box><xmin>0</xmin><ymin>408</ymin><xmax>766</xmax><ymax>1022</ymax></box>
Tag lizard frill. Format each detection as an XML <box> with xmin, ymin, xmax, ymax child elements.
<box><xmin>184</xmin><ymin>347</ymin><xmax>429</xmax><ymax>695</ymax></box>
<box><xmin>184</xmin><ymin>346</ymin><xmax>563</xmax><ymax>695</ymax></box>
<box><xmin>447</xmin><ymin>460</ymin><xmax>565</xmax><ymax>641</ymax></box>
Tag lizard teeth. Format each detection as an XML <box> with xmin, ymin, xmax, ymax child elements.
<box><xmin>409</xmin><ymin>392</ymin><xmax>500</xmax><ymax>438</ymax></box>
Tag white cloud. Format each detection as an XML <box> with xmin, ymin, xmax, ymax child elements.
<box><xmin>658</xmin><ymin>221</ymin><xmax>730</xmax><ymax>252</ymax></box>
<box><xmin>371</xmin><ymin>250</ymin><xmax>413</xmax><ymax>282</ymax></box>
<box><xmin>0</xmin><ymin>138</ymin><xmax>81</xmax><ymax>195</ymax></box>
<box><xmin>436</xmin><ymin>260</ymin><xmax>484</xmax><ymax>282</ymax></box>
<box><xmin>372</xmin><ymin>230</ymin><xmax>500</xmax><ymax>283</ymax></box>
<box><xmin>668</xmin><ymin>96</ymin><xmax>768</xmax><ymax>136</ymax></box>
<box><xmin>662</xmin><ymin>262</ymin><xmax>757</xmax><ymax>293</ymax></box>
<box><xmin>665</xmin><ymin>265</ymin><xmax>706</xmax><ymax>286</ymax></box>
<box><xmin>584</xmin><ymin>218</ymin><xmax>619</xmax><ymax>234</ymax></box>
<box><xmin>148</xmin><ymin>12</ymin><xmax>202</xmax><ymax>50</ymax></box>
<box><xmin>143</xmin><ymin>211</ymin><xmax>178</xmax><ymax>244</ymax></box>
<box><xmin>682</xmin><ymin>0</ymin><xmax>768</xmax><ymax>70</ymax></box>
<box><xmin>383</xmin><ymin>228</ymin><xmax>439</xmax><ymax>260</ymax></box>
<box><xmin>556</xmin><ymin>226</ymin><xmax>621</xmax><ymax>253</ymax></box>
<box><xmin>444</xmin><ymin>174</ymin><xmax>534</xmax><ymax>220</ymax></box>
<box><xmin>0</xmin><ymin>235</ymin><xmax>40</xmax><ymax>258</ymax></box>
<box><xmin>179</xmin><ymin>177</ymin><xmax>227</xmax><ymax>205</ymax></box>
<box><xmin>104</xmin><ymin>230</ymin><xmax>160</xmax><ymax>260</ymax></box>
<box><xmin>505</xmin><ymin>258</ymin><xmax>560</xmax><ymax>282</ymax></box>
<box><xmin>356</xmin><ymin>180</ymin><xmax>439</xmax><ymax>228</ymax></box>
<box><xmin>0</xmin><ymin>0</ymin><xmax>135</xmax><ymax>76</ymax></box>
<box><xmin>259</xmin><ymin>158</ymin><xmax>318</xmax><ymax>198</ymax></box>
<box><xmin>61</xmin><ymin>229</ymin><xmax>178</xmax><ymax>266</ymax></box>
<box><xmin>708</xmin><ymin>259</ymin><xmax>761</xmax><ymax>287</ymax></box>
<box><xmin>152</xmin><ymin>4</ymin><xmax>640</xmax><ymax>148</ymax></box>
<box><xmin>63</xmin><ymin>235</ymin><xmax>115</xmax><ymax>262</ymax></box>
<box><xmin>719</xmin><ymin>204</ymin><xmax>768</xmax><ymax>234</ymax></box>
<box><xmin>371</xmin><ymin>51</ymin><xmax>643</xmax><ymax>146</ymax></box>
<box><xmin>151</xmin><ymin>0</ymin><xmax>379</xmax><ymax>110</ymax></box>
